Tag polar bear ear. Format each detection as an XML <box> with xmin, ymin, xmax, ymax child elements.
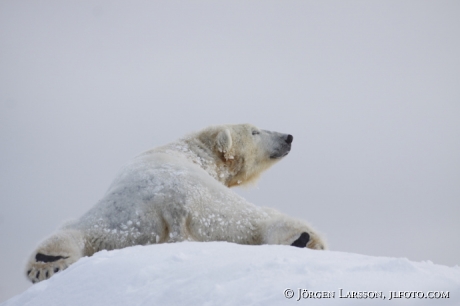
<box><xmin>216</xmin><ymin>129</ymin><xmax>232</xmax><ymax>157</ymax></box>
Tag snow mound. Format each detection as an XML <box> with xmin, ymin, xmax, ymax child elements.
<box><xmin>3</xmin><ymin>242</ymin><xmax>460</xmax><ymax>306</ymax></box>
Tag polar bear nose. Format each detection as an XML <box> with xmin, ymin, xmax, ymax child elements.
<box><xmin>286</xmin><ymin>134</ymin><xmax>293</xmax><ymax>144</ymax></box>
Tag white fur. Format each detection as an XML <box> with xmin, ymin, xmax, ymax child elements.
<box><xmin>26</xmin><ymin>124</ymin><xmax>325</xmax><ymax>283</ymax></box>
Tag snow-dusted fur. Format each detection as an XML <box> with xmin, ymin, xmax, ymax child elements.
<box><xmin>26</xmin><ymin>124</ymin><xmax>325</xmax><ymax>283</ymax></box>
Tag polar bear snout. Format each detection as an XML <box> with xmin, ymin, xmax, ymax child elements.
<box><xmin>268</xmin><ymin>133</ymin><xmax>293</xmax><ymax>159</ymax></box>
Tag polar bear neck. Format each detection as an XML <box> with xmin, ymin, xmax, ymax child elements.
<box><xmin>155</xmin><ymin>137</ymin><xmax>237</xmax><ymax>187</ymax></box>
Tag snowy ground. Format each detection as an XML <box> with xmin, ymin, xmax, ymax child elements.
<box><xmin>2</xmin><ymin>242</ymin><xmax>459</xmax><ymax>306</ymax></box>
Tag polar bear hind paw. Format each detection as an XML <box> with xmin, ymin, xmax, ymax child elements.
<box><xmin>35</xmin><ymin>253</ymin><xmax>69</xmax><ymax>263</ymax></box>
<box><xmin>291</xmin><ymin>232</ymin><xmax>310</xmax><ymax>248</ymax></box>
<box><xmin>26</xmin><ymin>253</ymin><xmax>71</xmax><ymax>283</ymax></box>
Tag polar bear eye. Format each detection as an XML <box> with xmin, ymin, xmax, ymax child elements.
<box><xmin>252</xmin><ymin>130</ymin><xmax>260</xmax><ymax>135</ymax></box>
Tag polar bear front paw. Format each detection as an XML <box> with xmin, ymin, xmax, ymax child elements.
<box><xmin>291</xmin><ymin>232</ymin><xmax>310</xmax><ymax>248</ymax></box>
<box><xmin>26</xmin><ymin>252</ymin><xmax>72</xmax><ymax>283</ymax></box>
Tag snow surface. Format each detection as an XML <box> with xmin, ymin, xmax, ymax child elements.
<box><xmin>3</xmin><ymin>242</ymin><xmax>459</xmax><ymax>306</ymax></box>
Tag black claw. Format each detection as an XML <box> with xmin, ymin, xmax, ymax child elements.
<box><xmin>27</xmin><ymin>269</ymin><xmax>32</xmax><ymax>276</ymax></box>
<box><xmin>35</xmin><ymin>253</ymin><xmax>68</xmax><ymax>263</ymax></box>
<box><xmin>46</xmin><ymin>271</ymin><xmax>49</xmax><ymax>278</ymax></box>
<box><xmin>36</xmin><ymin>271</ymin><xmax>40</xmax><ymax>279</ymax></box>
<box><xmin>54</xmin><ymin>267</ymin><xmax>60</xmax><ymax>273</ymax></box>
<box><xmin>32</xmin><ymin>279</ymin><xmax>36</xmax><ymax>284</ymax></box>
<box><xmin>291</xmin><ymin>232</ymin><xmax>310</xmax><ymax>248</ymax></box>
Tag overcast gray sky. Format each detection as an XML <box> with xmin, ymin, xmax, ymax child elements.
<box><xmin>1</xmin><ymin>0</ymin><xmax>459</xmax><ymax>302</ymax></box>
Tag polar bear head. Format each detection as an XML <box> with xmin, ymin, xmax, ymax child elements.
<box><xmin>196</xmin><ymin>124</ymin><xmax>293</xmax><ymax>187</ymax></box>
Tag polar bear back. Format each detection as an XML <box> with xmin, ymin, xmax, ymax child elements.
<box><xmin>67</xmin><ymin>151</ymin><xmax>270</xmax><ymax>251</ymax></box>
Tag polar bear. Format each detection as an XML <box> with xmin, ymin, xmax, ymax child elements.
<box><xmin>26</xmin><ymin>124</ymin><xmax>325</xmax><ymax>283</ymax></box>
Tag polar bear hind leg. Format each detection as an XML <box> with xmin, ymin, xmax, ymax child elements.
<box><xmin>25</xmin><ymin>229</ymin><xmax>85</xmax><ymax>283</ymax></box>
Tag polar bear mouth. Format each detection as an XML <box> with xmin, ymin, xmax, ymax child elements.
<box><xmin>270</xmin><ymin>150</ymin><xmax>290</xmax><ymax>159</ymax></box>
